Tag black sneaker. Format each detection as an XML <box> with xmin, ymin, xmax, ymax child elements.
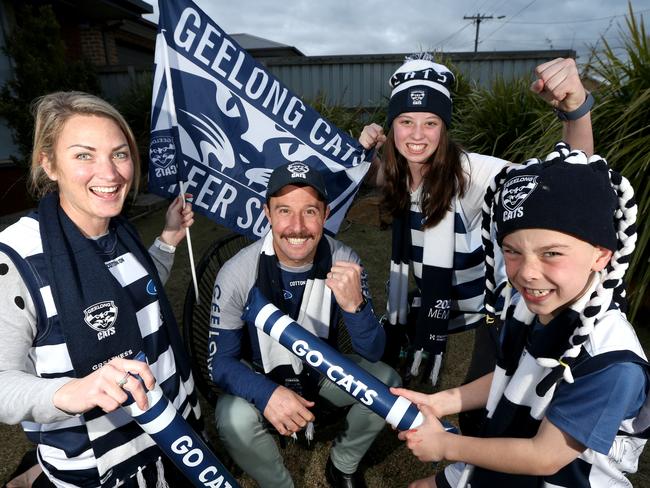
<box><xmin>325</xmin><ymin>457</ymin><xmax>367</xmax><ymax>488</ymax></box>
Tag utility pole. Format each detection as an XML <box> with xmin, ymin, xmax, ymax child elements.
<box><xmin>463</xmin><ymin>14</ymin><xmax>505</xmax><ymax>52</ymax></box>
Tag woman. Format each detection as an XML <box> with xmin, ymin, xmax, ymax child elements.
<box><xmin>0</xmin><ymin>91</ymin><xmax>198</xmax><ymax>486</ymax></box>
<box><xmin>359</xmin><ymin>55</ymin><xmax>594</xmax><ymax>434</ymax></box>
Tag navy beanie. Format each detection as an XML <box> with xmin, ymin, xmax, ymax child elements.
<box><xmin>495</xmin><ymin>155</ymin><xmax>618</xmax><ymax>251</ymax></box>
<box><xmin>386</xmin><ymin>55</ymin><xmax>455</xmax><ymax>128</ymax></box>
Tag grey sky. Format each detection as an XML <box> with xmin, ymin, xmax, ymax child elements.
<box><xmin>144</xmin><ymin>1</ymin><xmax>650</xmax><ymax>63</ymax></box>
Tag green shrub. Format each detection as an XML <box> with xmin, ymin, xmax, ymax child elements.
<box><xmin>452</xmin><ymin>76</ymin><xmax>548</xmax><ymax>158</ymax></box>
<box><xmin>307</xmin><ymin>92</ymin><xmax>386</xmax><ymax>137</ymax></box>
<box><xmin>589</xmin><ymin>4</ymin><xmax>650</xmax><ymax>317</ymax></box>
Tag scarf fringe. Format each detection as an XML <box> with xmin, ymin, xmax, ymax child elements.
<box><xmin>305</xmin><ymin>421</ymin><xmax>315</xmax><ymax>445</ymax></box>
<box><xmin>155</xmin><ymin>458</ymin><xmax>169</xmax><ymax>488</ymax></box>
<box><xmin>136</xmin><ymin>466</ymin><xmax>146</xmax><ymax>488</ymax></box>
<box><xmin>410</xmin><ymin>348</ymin><xmax>424</xmax><ymax>376</ymax></box>
<box><xmin>429</xmin><ymin>353</ymin><xmax>443</xmax><ymax>386</ymax></box>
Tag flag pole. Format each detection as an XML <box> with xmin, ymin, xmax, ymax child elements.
<box><xmin>160</xmin><ymin>28</ymin><xmax>200</xmax><ymax>304</ymax></box>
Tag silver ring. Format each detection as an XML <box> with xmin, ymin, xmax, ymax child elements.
<box><xmin>116</xmin><ymin>372</ymin><xmax>130</xmax><ymax>388</ymax></box>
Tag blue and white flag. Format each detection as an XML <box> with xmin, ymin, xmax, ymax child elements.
<box><xmin>149</xmin><ymin>0</ymin><xmax>371</xmax><ymax>240</ymax></box>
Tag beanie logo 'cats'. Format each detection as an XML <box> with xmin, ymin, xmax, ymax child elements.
<box><xmin>408</xmin><ymin>89</ymin><xmax>427</xmax><ymax>107</ymax></box>
<box><xmin>501</xmin><ymin>175</ymin><xmax>538</xmax><ymax>221</ymax></box>
<box><xmin>390</xmin><ymin>66</ymin><xmax>452</xmax><ymax>90</ymax></box>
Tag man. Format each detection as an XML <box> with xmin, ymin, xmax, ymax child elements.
<box><xmin>208</xmin><ymin>161</ymin><xmax>399</xmax><ymax>488</ymax></box>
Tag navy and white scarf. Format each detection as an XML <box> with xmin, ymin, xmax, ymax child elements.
<box><xmin>254</xmin><ymin>231</ymin><xmax>336</xmax><ymax>400</ymax></box>
<box><xmin>38</xmin><ymin>192</ymin><xmax>196</xmax><ymax>483</ymax></box>
<box><xmin>387</xmin><ymin>190</ymin><xmax>454</xmax><ymax>381</ymax></box>
<box><xmin>463</xmin><ymin>276</ymin><xmax>649</xmax><ymax>487</ymax></box>
<box><xmin>483</xmin><ymin>276</ymin><xmax>600</xmax><ymax>424</ymax></box>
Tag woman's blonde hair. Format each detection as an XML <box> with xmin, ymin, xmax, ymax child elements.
<box><xmin>29</xmin><ymin>91</ymin><xmax>140</xmax><ymax>197</ymax></box>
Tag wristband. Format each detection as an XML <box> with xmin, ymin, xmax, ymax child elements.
<box><xmin>154</xmin><ymin>237</ymin><xmax>176</xmax><ymax>253</ymax></box>
<box><xmin>354</xmin><ymin>297</ymin><xmax>368</xmax><ymax>314</ymax></box>
<box><xmin>555</xmin><ymin>91</ymin><xmax>594</xmax><ymax>121</ymax></box>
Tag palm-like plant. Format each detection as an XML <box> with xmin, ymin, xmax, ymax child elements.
<box><xmin>452</xmin><ymin>76</ymin><xmax>548</xmax><ymax>158</ymax></box>
<box><xmin>589</xmin><ymin>4</ymin><xmax>650</xmax><ymax>318</ymax></box>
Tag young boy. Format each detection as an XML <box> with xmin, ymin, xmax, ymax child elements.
<box><xmin>392</xmin><ymin>142</ymin><xmax>649</xmax><ymax>488</ymax></box>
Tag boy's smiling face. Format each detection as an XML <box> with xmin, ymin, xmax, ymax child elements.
<box><xmin>502</xmin><ymin>228</ymin><xmax>612</xmax><ymax>324</ymax></box>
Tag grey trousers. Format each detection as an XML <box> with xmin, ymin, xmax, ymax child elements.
<box><xmin>214</xmin><ymin>355</ymin><xmax>401</xmax><ymax>488</ymax></box>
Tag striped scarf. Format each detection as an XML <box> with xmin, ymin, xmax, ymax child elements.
<box><xmin>386</xmin><ymin>190</ymin><xmax>454</xmax><ymax>382</ymax></box>
<box><xmin>464</xmin><ymin>277</ymin><xmax>650</xmax><ymax>487</ymax></box>
<box><xmin>4</xmin><ymin>194</ymin><xmax>199</xmax><ymax>486</ymax></box>
<box><xmin>254</xmin><ymin>231</ymin><xmax>335</xmax><ymax>400</ymax></box>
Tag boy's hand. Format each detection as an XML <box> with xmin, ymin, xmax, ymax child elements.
<box><xmin>391</xmin><ymin>386</ymin><xmax>446</xmax><ymax>417</ymax></box>
<box><xmin>398</xmin><ymin>404</ymin><xmax>448</xmax><ymax>462</ymax></box>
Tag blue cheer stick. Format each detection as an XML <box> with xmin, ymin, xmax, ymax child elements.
<box><xmin>243</xmin><ymin>287</ymin><xmax>458</xmax><ymax>433</ymax></box>
<box><xmin>121</xmin><ymin>351</ymin><xmax>240</xmax><ymax>488</ymax></box>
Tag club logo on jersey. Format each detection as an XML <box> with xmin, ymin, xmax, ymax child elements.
<box><xmin>146</xmin><ymin>279</ymin><xmax>157</xmax><ymax>296</ymax></box>
<box><xmin>408</xmin><ymin>89</ymin><xmax>426</xmax><ymax>107</ymax></box>
<box><xmin>501</xmin><ymin>175</ymin><xmax>538</xmax><ymax>221</ymax></box>
<box><xmin>283</xmin><ymin>289</ymin><xmax>293</xmax><ymax>300</ymax></box>
<box><xmin>287</xmin><ymin>162</ymin><xmax>309</xmax><ymax>179</ymax></box>
<box><xmin>84</xmin><ymin>301</ymin><xmax>118</xmax><ymax>341</ymax></box>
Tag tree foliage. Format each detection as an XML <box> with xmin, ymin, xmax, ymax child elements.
<box><xmin>0</xmin><ymin>4</ymin><xmax>100</xmax><ymax>164</ymax></box>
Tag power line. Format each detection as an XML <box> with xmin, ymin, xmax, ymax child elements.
<box><xmin>490</xmin><ymin>0</ymin><xmax>511</xmax><ymax>14</ymax></box>
<box><xmin>486</xmin><ymin>35</ymin><xmax>620</xmax><ymax>43</ymax></box>
<box><xmin>482</xmin><ymin>0</ymin><xmax>538</xmax><ymax>42</ymax></box>
<box><xmin>491</xmin><ymin>8</ymin><xmax>650</xmax><ymax>25</ymax></box>
<box><xmin>463</xmin><ymin>13</ymin><xmax>505</xmax><ymax>52</ymax></box>
<box><xmin>434</xmin><ymin>22</ymin><xmax>473</xmax><ymax>47</ymax></box>
<box><xmin>472</xmin><ymin>0</ymin><xmax>493</xmax><ymax>14</ymax></box>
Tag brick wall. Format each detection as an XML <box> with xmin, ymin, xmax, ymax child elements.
<box><xmin>79</xmin><ymin>27</ymin><xmax>105</xmax><ymax>65</ymax></box>
<box><xmin>79</xmin><ymin>27</ymin><xmax>119</xmax><ymax>66</ymax></box>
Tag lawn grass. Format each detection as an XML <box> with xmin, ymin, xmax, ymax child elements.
<box><xmin>1</xmin><ymin>193</ymin><xmax>648</xmax><ymax>487</ymax></box>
